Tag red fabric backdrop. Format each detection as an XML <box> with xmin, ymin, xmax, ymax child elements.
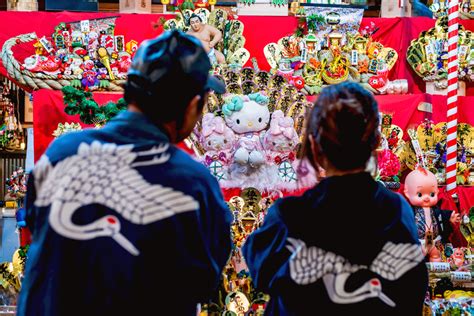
<box><xmin>1</xmin><ymin>12</ymin><xmax>474</xmax><ymax>94</ymax></box>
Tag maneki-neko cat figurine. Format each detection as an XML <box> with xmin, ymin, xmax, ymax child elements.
<box><xmin>404</xmin><ymin>167</ymin><xmax>461</xmax><ymax>261</ymax></box>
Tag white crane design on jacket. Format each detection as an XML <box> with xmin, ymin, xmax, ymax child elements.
<box><xmin>286</xmin><ymin>237</ymin><xmax>424</xmax><ymax>307</ymax></box>
<box><xmin>34</xmin><ymin>141</ymin><xmax>199</xmax><ymax>256</ymax></box>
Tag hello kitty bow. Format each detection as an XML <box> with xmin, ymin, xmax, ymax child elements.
<box><xmin>222</xmin><ymin>93</ymin><xmax>269</xmax><ymax>117</ymax></box>
<box><xmin>202</xmin><ymin>116</ymin><xmax>227</xmax><ymax>137</ymax></box>
<box><xmin>270</xmin><ymin>111</ymin><xmax>295</xmax><ymax>139</ymax></box>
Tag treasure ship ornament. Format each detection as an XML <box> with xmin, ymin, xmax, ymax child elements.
<box><xmin>264</xmin><ymin>21</ymin><xmax>407</xmax><ymax>95</ymax></box>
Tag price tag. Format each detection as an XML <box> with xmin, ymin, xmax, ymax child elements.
<box><xmin>459</xmin><ymin>45</ymin><xmax>469</xmax><ymax>62</ymax></box>
<box><xmin>451</xmin><ymin>271</ymin><xmax>472</xmax><ymax>282</ymax></box>
<box><xmin>368</xmin><ymin>59</ymin><xmax>378</xmax><ymax>73</ymax></box>
<box><xmin>351</xmin><ymin>50</ymin><xmax>358</xmax><ymax>66</ymax></box>
<box><xmin>300</xmin><ymin>47</ymin><xmax>308</xmax><ymax>63</ymax></box>
<box><xmin>80</xmin><ymin>20</ymin><xmax>90</xmax><ymax>33</ymax></box>
<box><xmin>428</xmin><ymin>262</ymin><xmax>450</xmax><ymax>272</ymax></box>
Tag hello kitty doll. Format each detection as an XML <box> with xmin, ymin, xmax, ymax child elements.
<box><xmin>223</xmin><ymin>93</ymin><xmax>270</xmax><ymax>168</ymax></box>
<box><xmin>263</xmin><ymin>110</ymin><xmax>299</xmax><ymax>183</ymax></box>
<box><xmin>200</xmin><ymin>113</ymin><xmax>236</xmax><ymax>181</ymax></box>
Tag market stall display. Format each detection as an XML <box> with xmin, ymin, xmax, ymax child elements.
<box><xmin>0</xmin><ymin>7</ymin><xmax>472</xmax><ymax>316</ymax></box>
<box><xmin>1</xmin><ymin>17</ymin><xmax>136</xmax><ymax>91</ymax></box>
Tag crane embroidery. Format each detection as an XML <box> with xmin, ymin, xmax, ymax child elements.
<box><xmin>286</xmin><ymin>237</ymin><xmax>424</xmax><ymax>307</ymax></box>
<box><xmin>34</xmin><ymin>141</ymin><xmax>200</xmax><ymax>256</ymax></box>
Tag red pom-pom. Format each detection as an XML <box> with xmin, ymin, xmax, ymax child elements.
<box><xmin>16</xmin><ymin>38</ymin><xmax>21</xmax><ymax>44</ymax></box>
<box><xmin>57</xmin><ymin>74</ymin><xmax>63</xmax><ymax>79</ymax></box>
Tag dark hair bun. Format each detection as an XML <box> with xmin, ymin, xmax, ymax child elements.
<box><xmin>309</xmin><ymin>82</ymin><xmax>380</xmax><ymax>171</ymax></box>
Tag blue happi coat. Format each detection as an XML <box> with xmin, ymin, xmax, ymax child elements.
<box><xmin>18</xmin><ymin>111</ymin><xmax>232</xmax><ymax>316</ymax></box>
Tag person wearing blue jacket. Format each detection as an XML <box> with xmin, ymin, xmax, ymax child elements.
<box><xmin>243</xmin><ymin>82</ymin><xmax>428</xmax><ymax>315</ymax></box>
<box><xmin>17</xmin><ymin>30</ymin><xmax>232</xmax><ymax>316</ymax></box>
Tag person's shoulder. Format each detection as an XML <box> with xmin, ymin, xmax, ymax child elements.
<box><xmin>169</xmin><ymin>148</ymin><xmax>217</xmax><ymax>185</ymax></box>
<box><xmin>374</xmin><ymin>183</ymin><xmax>419</xmax><ymax>242</ymax></box>
<box><xmin>374</xmin><ymin>182</ymin><xmax>406</xmax><ymax>209</ymax></box>
<box><xmin>268</xmin><ymin>194</ymin><xmax>307</xmax><ymax>224</ymax></box>
<box><xmin>44</xmin><ymin>128</ymin><xmax>100</xmax><ymax>163</ymax></box>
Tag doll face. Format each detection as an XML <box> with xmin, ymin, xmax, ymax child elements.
<box><xmin>225</xmin><ymin>101</ymin><xmax>270</xmax><ymax>134</ymax></box>
<box><xmin>265</xmin><ymin>134</ymin><xmax>296</xmax><ymax>152</ymax></box>
<box><xmin>453</xmin><ymin>248</ymin><xmax>464</xmax><ymax>259</ymax></box>
<box><xmin>404</xmin><ymin>169</ymin><xmax>439</xmax><ymax>208</ymax></box>
<box><xmin>203</xmin><ymin>133</ymin><xmax>232</xmax><ymax>151</ymax></box>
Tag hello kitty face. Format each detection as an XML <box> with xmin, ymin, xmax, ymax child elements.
<box><xmin>201</xmin><ymin>113</ymin><xmax>235</xmax><ymax>152</ymax></box>
<box><xmin>222</xmin><ymin>93</ymin><xmax>270</xmax><ymax>134</ymax></box>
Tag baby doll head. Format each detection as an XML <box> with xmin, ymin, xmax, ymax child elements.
<box><xmin>404</xmin><ymin>166</ymin><xmax>439</xmax><ymax>208</ymax></box>
<box><xmin>222</xmin><ymin>93</ymin><xmax>270</xmax><ymax>134</ymax></box>
<box><xmin>201</xmin><ymin>113</ymin><xmax>235</xmax><ymax>152</ymax></box>
<box><xmin>264</xmin><ymin>110</ymin><xmax>299</xmax><ymax>153</ymax></box>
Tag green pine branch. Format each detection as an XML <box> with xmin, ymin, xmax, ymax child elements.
<box><xmin>61</xmin><ymin>86</ymin><xmax>127</xmax><ymax>125</ymax></box>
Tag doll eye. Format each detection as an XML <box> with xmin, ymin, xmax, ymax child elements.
<box><xmin>289</xmin><ymin>142</ymin><xmax>293</xmax><ymax>146</ymax></box>
<box><xmin>208</xmin><ymin>141</ymin><xmax>211</xmax><ymax>146</ymax></box>
<box><xmin>236</xmin><ymin>119</ymin><xmax>240</xmax><ymax>124</ymax></box>
<box><xmin>272</xmin><ymin>142</ymin><xmax>276</xmax><ymax>146</ymax></box>
<box><xmin>224</xmin><ymin>139</ymin><xmax>228</xmax><ymax>144</ymax></box>
<box><xmin>258</xmin><ymin>117</ymin><xmax>262</xmax><ymax>123</ymax></box>
<box><xmin>417</xmin><ymin>193</ymin><xmax>422</xmax><ymax>198</ymax></box>
<box><xmin>430</xmin><ymin>192</ymin><xmax>435</xmax><ymax>197</ymax></box>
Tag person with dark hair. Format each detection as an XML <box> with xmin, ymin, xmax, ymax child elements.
<box><xmin>17</xmin><ymin>30</ymin><xmax>232</xmax><ymax>316</ymax></box>
<box><xmin>187</xmin><ymin>13</ymin><xmax>225</xmax><ymax>65</ymax></box>
<box><xmin>242</xmin><ymin>82</ymin><xmax>428</xmax><ymax>315</ymax></box>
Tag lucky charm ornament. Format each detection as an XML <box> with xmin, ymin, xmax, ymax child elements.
<box><xmin>200</xmin><ymin>113</ymin><xmax>236</xmax><ymax>181</ymax></box>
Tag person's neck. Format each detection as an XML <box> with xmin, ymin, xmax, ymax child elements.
<box><xmin>128</xmin><ymin>104</ymin><xmax>176</xmax><ymax>142</ymax></box>
<box><xmin>324</xmin><ymin>167</ymin><xmax>366</xmax><ymax>177</ymax></box>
